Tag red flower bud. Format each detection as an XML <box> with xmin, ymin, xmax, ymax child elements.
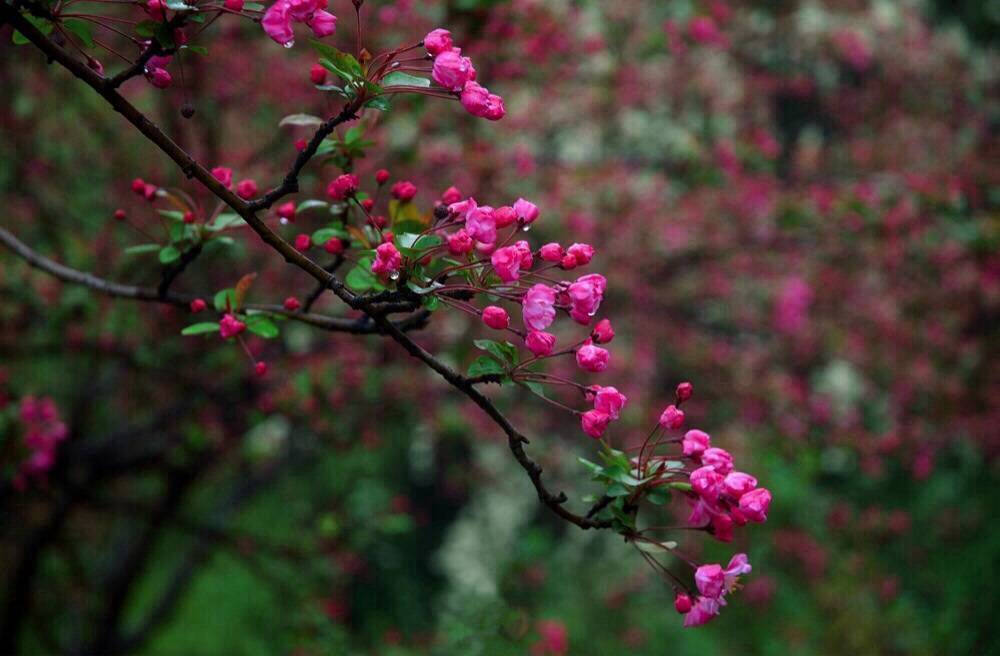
<box><xmin>254</xmin><ymin>361</ymin><xmax>268</xmax><ymax>377</ymax></box>
<box><xmin>190</xmin><ymin>298</ymin><xmax>207</xmax><ymax>313</ymax></box>
<box><xmin>375</xmin><ymin>169</ymin><xmax>390</xmax><ymax>185</ymax></box>
<box><xmin>324</xmin><ymin>237</ymin><xmax>344</xmax><ymax>254</ymax></box>
<box><xmin>183</xmin><ymin>211</ymin><xmax>195</xmax><ymax>224</ymax></box>
<box><xmin>283</xmin><ymin>296</ymin><xmax>301</xmax><ymax>311</ymax></box>
<box><xmin>674</xmin><ymin>594</ymin><xmax>692</xmax><ymax>614</ymax></box>
<box><xmin>131</xmin><ymin>178</ymin><xmax>146</xmax><ymax>194</ymax></box>
<box><xmin>309</xmin><ymin>62</ymin><xmax>327</xmax><ymax>85</ymax></box>
<box><xmin>676</xmin><ymin>381</ymin><xmax>694</xmax><ymax>403</ymax></box>
<box><xmin>361</xmin><ymin>198</ymin><xmax>375</xmax><ymax>211</ymax></box>
<box><xmin>294</xmin><ymin>234</ymin><xmax>311</xmax><ymax>251</ymax></box>
<box><xmin>113</xmin><ymin>209</ymin><xmax>126</xmax><ymax>222</ymax></box>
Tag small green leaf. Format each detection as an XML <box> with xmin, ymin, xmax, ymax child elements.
<box><xmin>62</xmin><ymin>19</ymin><xmax>95</xmax><ymax>48</ymax></box>
<box><xmin>467</xmin><ymin>356</ymin><xmax>506</xmax><ymax>378</ymax></box>
<box><xmin>345</xmin><ymin>261</ymin><xmax>376</xmax><ymax>292</ymax></box>
<box><xmin>473</xmin><ymin>339</ymin><xmax>519</xmax><ymax>366</ymax></box>
<box><xmin>158</xmin><ymin>245</ymin><xmax>181</xmax><ymax>264</ymax></box>
<box><xmin>246</xmin><ymin>316</ymin><xmax>279</xmax><ymax>339</ymax></box>
<box><xmin>181</xmin><ymin>322</ymin><xmax>220</xmax><ymax>336</ymax></box>
<box><xmin>312</xmin><ymin>40</ymin><xmax>363</xmax><ymax>83</ymax></box>
<box><xmin>184</xmin><ymin>44</ymin><xmax>208</xmax><ymax>55</ymax></box>
<box><xmin>365</xmin><ymin>97</ymin><xmax>392</xmax><ymax>112</ymax></box>
<box><xmin>134</xmin><ymin>20</ymin><xmax>158</xmax><ymax>38</ymax></box>
<box><xmin>297</xmin><ymin>199</ymin><xmax>330</xmax><ymax>213</ymax></box>
<box><xmin>12</xmin><ymin>16</ymin><xmax>53</xmax><ymax>45</ymax></box>
<box><xmin>343</xmin><ymin>126</ymin><xmax>364</xmax><ymax>144</ymax></box>
<box><xmin>243</xmin><ymin>1</ymin><xmax>265</xmax><ymax>8</ymax></box>
<box><xmin>208</xmin><ymin>213</ymin><xmax>245</xmax><ymax>231</ymax></box>
<box><xmin>645</xmin><ymin>488</ymin><xmax>672</xmax><ymax>505</ymax></box>
<box><xmin>279</xmin><ymin>113</ymin><xmax>324</xmax><ymax>128</ymax></box>
<box><xmin>312</xmin><ymin>226</ymin><xmax>349</xmax><ymax>245</ymax></box>
<box><xmin>123</xmin><ymin>244</ymin><xmax>161</xmax><ymax>255</ymax></box>
<box><xmin>382</xmin><ymin>71</ymin><xmax>431</xmax><ymax>88</ymax></box>
<box><xmin>213</xmin><ymin>288</ymin><xmax>236</xmax><ymax>312</ymax></box>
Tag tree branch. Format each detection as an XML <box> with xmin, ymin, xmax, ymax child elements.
<box><xmin>6</xmin><ymin>6</ymin><xmax>613</xmax><ymax>532</ymax></box>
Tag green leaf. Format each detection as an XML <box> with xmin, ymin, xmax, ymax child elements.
<box><xmin>246</xmin><ymin>316</ymin><xmax>279</xmax><ymax>339</ymax></box>
<box><xmin>606</xmin><ymin>483</ymin><xmax>630</xmax><ymax>497</ymax></box>
<box><xmin>213</xmin><ymin>288</ymin><xmax>236</xmax><ymax>312</ymax></box>
<box><xmin>123</xmin><ymin>243</ymin><xmax>161</xmax><ymax>255</ymax></box>
<box><xmin>365</xmin><ymin>97</ymin><xmax>391</xmax><ymax>112</ymax></box>
<box><xmin>382</xmin><ymin>71</ymin><xmax>431</xmax><ymax>88</ymax></box>
<box><xmin>345</xmin><ymin>261</ymin><xmax>376</xmax><ymax>292</ymax></box>
<box><xmin>311</xmin><ymin>40</ymin><xmax>363</xmax><ymax>84</ymax></box>
<box><xmin>134</xmin><ymin>20</ymin><xmax>158</xmax><ymax>38</ymax></box>
<box><xmin>157</xmin><ymin>210</ymin><xmax>185</xmax><ymax>221</ymax></box>
<box><xmin>12</xmin><ymin>16</ymin><xmax>53</xmax><ymax>45</ymax></box>
<box><xmin>467</xmin><ymin>356</ymin><xmax>506</xmax><ymax>378</ymax></box>
<box><xmin>667</xmin><ymin>482</ymin><xmax>693</xmax><ymax>492</ymax></box>
<box><xmin>62</xmin><ymin>19</ymin><xmax>95</xmax><ymax>48</ymax></box>
<box><xmin>184</xmin><ymin>44</ymin><xmax>208</xmax><ymax>56</ymax></box>
<box><xmin>243</xmin><ymin>1</ymin><xmax>265</xmax><ymax>8</ymax></box>
<box><xmin>473</xmin><ymin>339</ymin><xmax>519</xmax><ymax>366</ymax></box>
<box><xmin>181</xmin><ymin>322</ymin><xmax>219</xmax><ymax>336</ymax></box>
<box><xmin>645</xmin><ymin>487</ymin><xmax>672</xmax><ymax>505</ymax></box>
<box><xmin>520</xmin><ymin>380</ymin><xmax>547</xmax><ymax>398</ymax></box>
<box><xmin>343</xmin><ymin>126</ymin><xmax>364</xmax><ymax>144</ymax></box>
<box><xmin>312</xmin><ymin>226</ymin><xmax>349</xmax><ymax>246</ymax></box>
<box><xmin>158</xmin><ymin>245</ymin><xmax>181</xmax><ymax>264</ymax></box>
<box><xmin>297</xmin><ymin>199</ymin><xmax>330</xmax><ymax>213</ymax></box>
<box><xmin>208</xmin><ymin>213</ymin><xmax>245</xmax><ymax>231</ymax></box>
<box><xmin>279</xmin><ymin>113</ymin><xmax>324</xmax><ymax>128</ymax></box>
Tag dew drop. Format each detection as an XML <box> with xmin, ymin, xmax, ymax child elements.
<box><xmin>283</xmin><ymin>40</ymin><xmax>295</xmax><ymax>49</ymax></box>
<box><xmin>279</xmin><ymin>217</ymin><xmax>289</xmax><ymax>225</ymax></box>
<box><xmin>521</xmin><ymin>225</ymin><xmax>531</xmax><ymax>232</ymax></box>
<box><xmin>389</xmin><ymin>271</ymin><xmax>400</xmax><ymax>281</ymax></box>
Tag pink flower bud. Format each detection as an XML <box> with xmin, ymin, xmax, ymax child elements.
<box><xmin>236</xmin><ymin>179</ymin><xmax>258</xmax><ymax>200</ymax></box>
<box><xmin>593</xmin><ymin>386</ymin><xmax>627</xmax><ymax>419</ymax></box>
<box><xmin>493</xmin><ymin>205</ymin><xmax>517</xmax><ymax>228</ymax></box>
<box><xmin>566</xmin><ymin>243</ymin><xmax>595</xmax><ymax>265</ymax></box>
<box><xmin>576</xmin><ymin>341</ymin><xmax>609</xmax><ymax>373</ymax></box>
<box><xmin>362</xmin><ymin>198</ymin><xmax>375</xmax><ymax>211</ymax></box>
<box><xmin>738</xmin><ymin>488</ymin><xmax>771</xmax><ymax>522</ymax></box>
<box><xmin>212</xmin><ymin>167</ymin><xmax>233</xmax><ymax>189</ymax></box>
<box><xmin>522</xmin><ymin>284</ymin><xmax>556</xmax><ymax>331</ymax></box>
<box><xmin>254</xmin><ymin>361</ymin><xmax>268</xmax><ymax>377</ymax></box>
<box><xmin>491</xmin><ymin>245</ymin><xmax>522</xmax><ymax>283</ymax></box>
<box><xmin>190</xmin><ymin>298</ymin><xmax>207</xmax><ymax>313</ymax></box>
<box><xmin>283</xmin><ymin>296</ymin><xmax>301</xmax><ymax>311</ymax></box>
<box><xmin>219</xmin><ymin>313</ymin><xmax>246</xmax><ymax>339</ymax></box>
<box><xmin>447</xmin><ymin>229</ymin><xmax>473</xmax><ymax>255</ymax></box>
<box><xmin>539</xmin><ymin>243</ymin><xmax>563</xmax><ymax>262</ymax></box>
<box><xmin>294</xmin><ymin>233</ymin><xmax>311</xmax><ymax>251</ymax></box>
<box><xmin>327</xmin><ymin>173</ymin><xmax>359</xmax><ymax>200</ymax></box>
<box><xmin>308</xmin><ymin>10</ymin><xmax>337</xmax><ymax>39</ymax></box>
<box><xmin>682</xmin><ymin>429</ymin><xmax>710</xmax><ymax>457</ymax></box>
<box><xmin>683</xmin><ymin>596</ymin><xmax>721</xmax><ymax>627</ymax></box>
<box><xmin>482</xmin><ymin>305</ymin><xmax>510</xmax><ymax>330</ymax></box>
<box><xmin>723</xmin><ymin>472</ymin><xmax>757</xmax><ymax>499</ymax></box>
<box><xmin>145</xmin><ymin>0</ymin><xmax>165</xmax><ymax>19</ymax></box>
<box><xmin>375</xmin><ymin>169</ymin><xmax>390</xmax><ymax>185</ymax></box>
<box><xmin>460</xmin><ymin>81</ymin><xmax>491</xmax><ymax>116</ymax></box>
<box><xmin>424</xmin><ymin>28</ymin><xmax>453</xmax><ymax>56</ymax></box>
<box><xmin>560</xmin><ymin>254</ymin><xmax>578</xmax><ymax>270</ymax></box>
<box><xmin>113</xmin><ymin>209</ymin><xmax>126</xmax><ymax>222</ymax></box>
<box><xmin>371</xmin><ymin>242</ymin><xmax>402</xmax><ymax>277</ymax></box>
<box><xmin>592</xmin><ymin>318</ymin><xmax>614</xmax><ymax>344</ymax></box>
<box><xmin>391</xmin><ymin>181</ymin><xmax>417</xmax><ymax>201</ymax></box>
<box><xmin>183</xmin><ymin>211</ymin><xmax>195</xmax><ymax>224</ymax></box>
<box><xmin>324</xmin><ymin>237</ymin><xmax>344</xmax><ymax>254</ymax></box>
<box><xmin>513</xmin><ymin>198</ymin><xmax>540</xmax><ymax>224</ymax></box>
<box><xmin>711</xmin><ymin>512</ymin><xmax>734</xmax><ymax>542</ymax></box>
<box><xmin>674</xmin><ymin>594</ymin><xmax>693</xmax><ymax>614</ymax></box>
<box><xmin>702</xmin><ymin>447</ymin><xmax>733</xmax><ymax>475</ymax></box>
<box><xmin>659</xmin><ymin>405</ymin><xmax>685</xmax><ymax>429</ymax></box>
<box><xmin>581</xmin><ymin>409</ymin><xmax>611</xmax><ymax>438</ymax></box>
<box><xmin>143</xmin><ymin>183</ymin><xmax>158</xmax><ymax>201</ymax></box>
<box><xmin>525</xmin><ymin>331</ymin><xmax>556</xmax><ymax>357</ymax></box>
<box><xmin>441</xmin><ymin>186</ymin><xmax>462</xmax><ymax>204</ymax></box>
<box><xmin>690</xmin><ymin>465</ymin><xmax>723</xmax><ymax>503</ymax></box>
<box><xmin>131</xmin><ymin>178</ymin><xmax>146</xmax><ymax>194</ymax></box>
<box><xmin>432</xmin><ymin>48</ymin><xmax>472</xmax><ymax>92</ymax></box>
<box><xmin>694</xmin><ymin>563</ymin><xmax>725</xmax><ymax>599</ymax></box>
<box><xmin>277</xmin><ymin>201</ymin><xmax>296</xmax><ymax>222</ymax></box>
<box><xmin>146</xmin><ymin>67</ymin><xmax>172</xmax><ymax>89</ymax></box>
<box><xmin>224</xmin><ymin>0</ymin><xmax>244</xmax><ymax>10</ymax></box>
<box><xmin>676</xmin><ymin>381</ymin><xmax>693</xmax><ymax>402</ymax></box>
<box><xmin>294</xmin><ymin>139</ymin><xmax>307</xmax><ymax>151</ymax></box>
<box><xmin>310</xmin><ymin>62</ymin><xmax>327</xmax><ymax>85</ymax></box>
<box><xmin>567</xmin><ymin>274</ymin><xmax>607</xmax><ymax>325</ymax></box>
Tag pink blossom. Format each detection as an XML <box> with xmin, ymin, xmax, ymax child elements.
<box><xmin>566</xmin><ymin>243</ymin><xmax>595</xmax><ymax>266</ymax></box>
<box><xmin>277</xmin><ymin>201</ymin><xmax>296</xmax><ymax>222</ymax></box>
<box><xmin>465</xmin><ymin>204</ymin><xmax>496</xmax><ymax>244</ymax></box>
<box><xmin>440</xmin><ymin>186</ymin><xmax>462</xmax><ymax>204</ymax></box>
<box><xmin>513</xmin><ymin>240</ymin><xmax>533</xmax><ymax>268</ymax></box>
<box><xmin>327</xmin><ymin>173</ymin><xmax>359</xmax><ymax>200</ymax></box>
<box><xmin>447</xmin><ymin>229</ymin><xmax>474</xmax><ymax>255</ymax></box>
<box><xmin>676</xmin><ymin>381</ymin><xmax>693</xmax><ymax>402</ymax></box>
<box><xmin>236</xmin><ymin>179</ymin><xmax>258</xmax><ymax>200</ymax></box>
<box><xmin>659</xmin><ymin>404</ymin><xmax>685</xmax><ymax>429</ymax></box>
<box><xmin>711</xmin><ymin>512</ymin><xmax>735</xmax><ymax>542</ymax></box>
<box><xmin>145</xmin><ymin>67</ymin><xmax>172</xmax><ymax>89</ymax></box>
<box><xmin>482</xmin><ymin>306</ymin><xmax>509</xmax><ymax>330</ymax></box>
<box><xmin>309</xmin><ymin>62</ymin><xmax>327</xmax><ymax>85</ymax></box>
<box><xmin>460</xmin><ymin>81</ymin><xmax>490</xmax><ymax>115</ymax></box>
<box><xmin>371</xmin><ymin>242</ymin><xmax>402</xmax><ymax>277</ymax></box>
<box><xmin>522</xmin><ymin>284</ymin><xmax>556</xmax><ymax>331</ymax></box>
<box><xmin>493</xmin><ymin>206</ymin><xmax>517</xmax><ymax>228</ymax></box>
<box><xmin>211</xmin><ymin>167</ymin><xmax>232</xmax><ymax>189</ymax></box>
<box><xmin>525</xmin><ymin>331</ymin><xmax>556</xmax><ymax>357</ymax></box>
<box><xmin>690</xmin><ymin>465</ymin><xmax>724</xmax><ymax>504</ymax></box>
<box><xmin>593</xmin><ymin>386</ymin><xmax>627</xmax><ymax>419</ymax></box>
<box><xmin>294</xmin><ymin>234</ymin><xmax>311</xmax><ymax>251</ymax></box>
<box><xmin>592</xmin><ymin>318</ymin><xmax>614</xmax><ymax>344</ymax></box>
<box><xmin>567</xmin><ymin>274</ymin><xmax>606</xmax><ymax>324</ymax></box>
<box><xmin>683</xmin><ymin>429</ymin><xmax>710</xmax><ymax>457</ymax></box>
<box><xmin>576</xmin><ymin>341</ymin><xmax>609</xmax><ymax>373</ymax></box>
<box><xmin>683</xmin><ymin>596</ymin><xmax>720</xmax><ymax>627</ymax></box>
<box><xmin>491</xmin><ymin>246</ymin><xmax>522</xmax><ymax>282</ymax></box>
<box><xmin>424</xmin><ymin>28</ymin><xmax>453</xmax><ymax>56</ymax></box>
<box><xmin>695</xmin><ymin>563</ymin><xmax>725</xmax><ymax>599</ymax></box>
<box><xmin>283</xmin><ymin>296</ymin><xmax>301</xmax><ymax>311</ymax></box>
<box><xmin>262</xmin><ymin>0</ymin><xmax>337</xmax><ymax>46</ymax></box>
<box><xmin>391</xmin><ymin>180</ymin><xmax>417</xmax><ymax>201</ymax></box>
<box><xmin>739</xmin><ymin>488</ymin><xmax>771</xmax><ymax>522</ymax></box>
<box><xmin>190</xmin><ymin>298</ymin><xmax>206</xmax><ymax>313</ymax></box>
<box><xmin>724</xmin><ymin>553</ymin><xmax>752</xmax><ymax>590</ymax></box>
<box><xmin>513</xmin><ymin>198</ymin><xmax>540</xmax><ymax>224</ymax></box>
<box><xmin>723</xmin><ymin>472</ymin><xmax>757</xmax><ymax>499</ymax></box>
<box><xmin>534</xmin><ymin>620</ymin><xmax>568</xmax><ymax>655</ymax></box>
<box><xmin>432</xmin><ymin>48</ymin><xmax>472</xmax><ymax>92</ymax></box>
<box><xmin>674</xmin><ymin>594</ymin><xmax>692</xmax><ymax>614</ymax></box>
<box><xmin>688</xmin><ymin>16</ymin><xmax>723</xmax><ymax>46</ymax></box>
<box><xmin>702</xmin><ymin>447</ymin><xmax>733</xmax><ymax>475</ymax></box>
<box><xmin>539</xmin><ymin>243</ymin><xmax>563</xmax><ymax>262</ymax></box>
<box><xmin>448</xmin><ymin>197</ymin><xmax>477</xmax><ymax>220</ymax></box>
<box><xmin>324</xmin><ymin>237</ymin><xmax>344</xmax><ymax>254</ymax></box>
<box><xmin>581</xmin><ymin>409</ymin><xmax>611</xmax><ymax>438</ymax></box>
<box><xmin>219</xmin><ymin>314</ymin><xmax>246</xmax><ymax>339</ymax></box>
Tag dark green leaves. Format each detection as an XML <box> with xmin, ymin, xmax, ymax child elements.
<box><xmin>382</xmin><ymin>72</ymin><xmax>431</xmax><ymax>88</ymax></box>
<box><xmin>245</xmin><ymin>315</ymin><xmax>279</xmax><ymax>339</ymax></box>
<box><xmin>473</xmin><ymin>339</ymin><xmax>518</xmax><ymax>367</ymax></box>
<box><xmin>158</xmin><ymin>245</ymin><xmax>181</xmax><ymax>264</ymax></box>
<box><xmin>311</xmin><ymin>40</ymin><xmax>363</xmax><ymax>85</ymax></box>
<box><xmin>345</xmin><ymin>259</ymin><xmax>378</xmax><ymax>292</ymax></box>
<box><xmin>181</xmin><ymin>322</ymin><xmax>219</xmax><ymax>336</ymax></box>
<box><xmin>467</xmin><ymin>356</ymin><xmax>506</xmax><ymax>378</ymax></box>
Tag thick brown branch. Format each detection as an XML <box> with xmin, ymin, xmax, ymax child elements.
<box><xmin>6</xmin><ymin>8</ymin><xmax>612</xmax><ymax>532</ymax></box>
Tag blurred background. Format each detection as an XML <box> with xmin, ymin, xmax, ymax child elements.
<box><xmin>2</xmin><ymin>0</ymin><xmax>998</xmax><ymax>654</ymax></box>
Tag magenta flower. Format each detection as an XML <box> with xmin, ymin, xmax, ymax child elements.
<box><xmin>682</xmin><ymin>429</ymin><xmax>710</xmax><ymax>457</ymax></box>
<box><xmin>592</xmin><ymin>318</ymin><xmax>614</xmax><ymax>344</ymax></box>
<box><xmin>211</xmin><ymin>166</ymin><xmax>233</xmax><ymax>189</ymax></box>
<box><xmin>431</xmin><ymin>48</ymin><xmax>473</xmax><ymax>92</ymax></box>
<box><xmin>690</xmin><ymin>465</ymin><xmax>724</xmax><ymax>504</ymax></box>
<box><xmin>465</xmin><ymin>204</ymin><xmax>496</xmax><ymax>245</ymax></box>
<box><xmin>566</xmin><ymin>243</ymin><xmax>595</xmax><ymax>266</ymax></box>
<box><xmin>391</xmin><ymin>180</ymin><xmax>417</xmax><ymax>201</ymax></box>
<box><xmin>371</xmin><ymin>242</ymin><xmax>402</xmax><ymax>278</ymax></box>
<box><xmin>539</xmin><ymin>243</ymin><xmax>563</xmax><ymax>262</ymax></box>
<box><xmin>525</xmin><ymin>330</ymin><xmax>556</xmax><ymax>357</ymax></box>
<box><xmin>581</xmin><ymin>409</ymin><xmax>611</xmax><ymax>438</ymax></box>
<box><xmin>694</xmin><ymin>563</ymin><xmax>725</xmax><ymax>599</ymax></box>
<box><xmin>446</xmin><ymin>229</ymin><xmax>474</xmax><ymax>255</ymax></box>
<box><xmin>481</xmin><ymin>306</ymin><xmax>509</xmax><ymax>330</ymax></box>
<box><xmin>326</xmin><ymin>173</ymin><xmax>359</xmax><ymax>200</ymax></box>
<box><xmin>567</xmin><ymin>274</ymin><xmax>606</xmax><ymax>324</ymax></box>
<box><xmin>659</xmin><ymin>404</ymin><xmax>685</xmax><ymax>429</ymax></box>
<box><xmin>219</xmin><ymin>313</ymin><xmax>246</xmax><ymax>339</ymax></box>
<box><xmin>262</xmin><ymin>0</ymin><xmax>336</xmax><ymax>47</ymax></box>
<box><xmin>491</xmin><ymin>245</ymin><xmax>522</xmax><ymax>283</ymax></box>
<box><xmin>701</xmin><ymin>447</ymin><xmax>734</xmax><ymax>475</ymax></box>
<box><xmin>522</xmin><ymin>284</ymin><xmax>556</xmax><ymax>331</ymax></box>
<box><xmin>423</xmin><ymin>28</ymin><xmax>453</xmax><ymax>57</ymax></box>
<box><xmin>683</xmin><ymin>596</ymin><xmax>721</xmax><ymax>627</ymax></box>
<box><xmin>236</xmin><ymin>179</ymin><xmax>258</xmax><ymax>200</ymax></box>
<box><xmin>593</xmin><ymin>386</ymin><xmax>627</xmax><ymax>419</ymax></box>
<box><xmin>576</xmin><ymin>341</ymin><xmax>609</xmax><ymax>373</ymax></box>
<box><xmin>513</xmin><ymin>197</ymin><xmax>540</xmax><ymax>224</ymax></box>
<box><xmin>723</xmin><ymin>472</ymin><xmax>757</xmax><ymax>499</ymax></box>
<box><xmin>738</xmin><ymin>488</ymin><xmax>771</xmax><ymax>522</ymax></box>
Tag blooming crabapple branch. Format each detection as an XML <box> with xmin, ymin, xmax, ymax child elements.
<box><xmin>6</xmin><ymin>7</ymin><xmax>613</xmax><ymax>532</ymax></box>
<box><xmin>0</xmin><ymin>226</ymin><xmax>428</xmax><ymax>334</ymax></box>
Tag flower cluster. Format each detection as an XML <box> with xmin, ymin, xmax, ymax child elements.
<box><xmin>425</xmin><ymin>29</ymin><xmax>505</xmax><ymax>120</ymax></box>
<box><xmin>12</xmin><ymin>396</ymin><xmax>68</xmax><ymax>490</ymax></box>
<box><xmin>262</xmin><ymin>0</ymin><xmax>337</xmax><ymax>48</ymax></box>
<box><xmin>678</xmin><ymin>553</ymin><xmax>753</xmax><ymax>627</ymax></box>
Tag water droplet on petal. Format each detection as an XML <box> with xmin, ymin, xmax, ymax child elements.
<box><xmin>521</xmin><ymin>225</ymin><xmax>531</xmax><ymax>232</ymax></box>
<box><xmin>279</xmin><ymin>217</ymin><xmax>289</xmax><ymax>225</ymax></box>
<box><xmin>283</xmin><ymin>40</ymin><xmax>295</xmax><ymax>49</ymax></box>
<box><xmin>389</xmin><ymin>271</ymin><xmax>400</xmax><ymax>281</ymax></box>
